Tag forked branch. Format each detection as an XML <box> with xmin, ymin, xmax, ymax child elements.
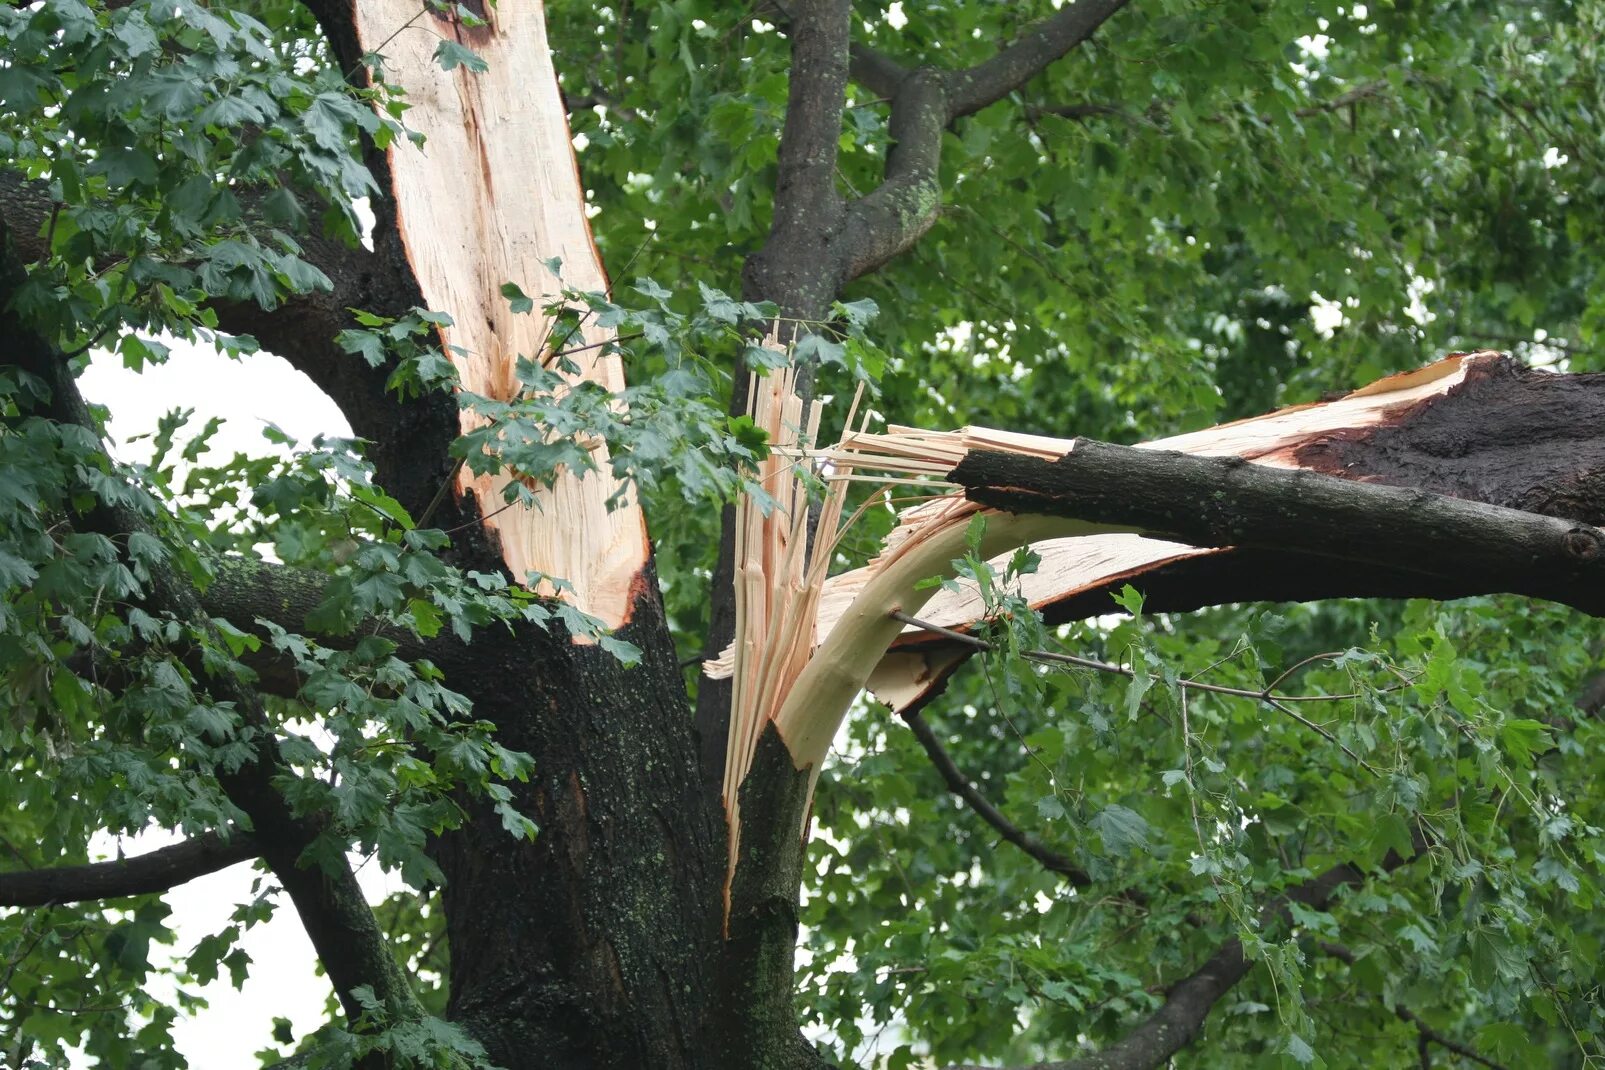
<box><xmin>843</xmin><ymin>0</ymin><xmax>1132</xmax><ymax>278</ymax></box>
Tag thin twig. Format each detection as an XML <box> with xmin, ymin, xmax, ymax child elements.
<box><xmin>891</xmin><ymin>611</ymin><xmax>1386</xmax><ymax>772</ymax></box>
<box><xmin>901</xmin><ymin>708</ymin><xmax>1093</xmax><ymax>886</ymax></box>
<box><xmin>415</xmin><ymin>456</ymin><xmax>466</xmax><ymax>530</ymax></box>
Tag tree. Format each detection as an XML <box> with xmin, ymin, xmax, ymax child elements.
<box><xmin>2</xmin><ymin>0</ymin><xmax>1604</xmax><ymax>1067</ymax></box>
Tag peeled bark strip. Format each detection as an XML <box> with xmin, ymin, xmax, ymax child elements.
<box><xmin>351</xmin><ymin>0</ymin><xmax>648</xmax><ymax>628</ymax></box>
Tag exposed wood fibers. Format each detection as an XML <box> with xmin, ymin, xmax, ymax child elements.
<box><xmin>711</xmin><ymin>351</ymin><xmax>1507</xmax><ymax>838</ymax></box>
<box><xmin>351</xmin><ymin>0</ymin><xmax>648</xmax><ymax>631</ymax></box>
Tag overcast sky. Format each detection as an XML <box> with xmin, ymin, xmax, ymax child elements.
<box><xmin>70</xmin><ymin>342</ymin><xmax>401</xmax><ymax>1069</ymax></box>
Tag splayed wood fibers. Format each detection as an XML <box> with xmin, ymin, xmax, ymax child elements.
<box><xmin>352</xmin><ymin>0</ymin><xmax>648</xmax><ymax>629</ymax></box>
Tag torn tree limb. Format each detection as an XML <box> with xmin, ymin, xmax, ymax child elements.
<box><xmin>0</xmin><ymin>832</ymin><xmax>258</xmax><ymax>908</ymax></box>
<box><xmin>823</xmin><ymin>354</ymin><xmax>1605</xmax><ymax>716</ymax></box>
<box><xmin>350</xmin><ymin>0</ymin><xmax>649</xmax><ymax>629</ymax></box>
<box><xmin>950</xmin><ymin>440</ymin><xmax>1605</xmax><ymax>616</ymax></box>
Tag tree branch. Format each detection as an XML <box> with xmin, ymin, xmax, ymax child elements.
<box><xmin>196</xmin><ymin>555</ymin><xmax>479</xmax><ymax>698</ymax></box>
<box><xmin>900</xmin><ymin>709</ymin><xmax>1092</xmax><ymax>885</ymax></box>
<box><xmin>848</xmin><ymin>41</ymin><xmax>910</xmax><ymax>98</ymax></box>
<box><xmin>945</xmin><ymin>1</ymin><xmax>1131</xmax><ymax>120</ymax></box>
<box><xmin>950</xmin><ymin>440</ymin><xmax>1605</xmax><ymax>618</ymax></box>
<box><xmin>955</xmin><ymin>828</ymin><xmax>1432</xmax><ymax>1070</ymax></box>
<box><xmin>741</xmin><ymin>0</ymin><xmax>852</xmax><ymax>315</ymax></box>
<box><xmin>1</xmin><ymin>223</ymin><xmax>420</xmax><ymax>1031</ymax></box>
<box><xmin>843</xmin><ymin>68</ymin><xmax>949</xmax><ymax>279</ymax></box>
<box><xmin>0</xmin><ymin>169</ymin><xmax>463</xmax><ymax>526</ymax></box>
<box><xmin>1316</xmin><ymin>942</ymin><xmax>1515</xmax><ymax>1070</ymax></box>
<box><xmin>842</xmin><ymin>1</ymin><xmax>1130</xmax><ymax>280</ymax></box>
<box><xmin>0</xmin><ymin>832</ymin><xmax>258</xmax><ymax>908</ymax></box>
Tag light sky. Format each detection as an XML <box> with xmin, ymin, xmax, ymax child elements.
<box><xmin>67</xmin><ymin>342</ymin><xmax>402</xmax><ymax>1069</ymax></box>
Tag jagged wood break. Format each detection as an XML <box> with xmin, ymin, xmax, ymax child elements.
<box><xmin>815</xmin><ymin>351</ymin><xmax>1533</xmax><ymax>717</ymax></box>
<box><xmin>352</xmin><ymin>0</ymin><xmax>648</xmax><ymax>629</ymax></box>
<box><xmin>712</xmin><ymin>349</ymin><xmax>1605</xmax><ymax>882</ymax></box>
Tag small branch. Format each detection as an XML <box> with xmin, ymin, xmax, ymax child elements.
<box><xmin>764</xmin><ymin>0</ymin><xmax>909</xmax><ymax>99</ymax></box>
<box><xmin>955</xmin><ymin>827</ymin><xmax>1432</xmax><ymax>1070</ymax></box>
<box><xmin>1317</xmin><ymin>943</ymin><xmax>1514</xmax><ymax>1070</ymax></box>
<box><xmin>848</xmin><ymin>41</ymin><xmax>910</xmax><ymax>98</ymax></box>
<box><xmin>891</xmin><ymin>611</ymin><xmax>1382</xmax><ymax>770</ymax></box>
<box><xmin>843</xmin><ymin>68</ymin><xmax>949</xmax><ymax>279</ymax></box>
<box><xmin>944</xmin><ymin>0</ymin><xmax>1132</xmax><ymax>120</ymax></box>
<box><xmin>1027</xmin><ymin>101</ymin><xmax>1138</xmax><ymax>123</ymax></box>
<box><xmin>0</xmin><ymin>168</ymin><xmax>464</xmax><ymax>530</ymax></box>
<box><xmin>900</xmin><ymin>709</ymin><xmax>1092</xmax><ymax>886</ymax></box>
<box><xmin>1393</xmin><ymin>1005</ymin><xmax>1512</xmax><ymax>1070</ymax></box>
<box><xmin>0</xmin><ymin>833</ymin><xmax>258</xmax><ymax>908</ymax></box>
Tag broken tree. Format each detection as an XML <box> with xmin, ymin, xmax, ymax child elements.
<box><xmin>4</xmin><ymin>1</ymin><xmax>1605</xmax><ymax>1069</ymax></box>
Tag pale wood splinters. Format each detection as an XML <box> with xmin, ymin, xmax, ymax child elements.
<box><xmin>714</xmin><ymin>351</ymin><xmax>1504</xmax><ymax>857</ymax></box>
<box><xmin>351</xmin><ymin>0</ymin><xmax>649</xmax><ymax>633</ymax></box>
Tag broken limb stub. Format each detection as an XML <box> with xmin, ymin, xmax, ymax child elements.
<box><xmin>714</xmin><ymin>351</ymin><xmax>1605</xmax><ymax>908</ymax></box>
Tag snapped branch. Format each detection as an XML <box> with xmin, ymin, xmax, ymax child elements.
<box><xmin>0</xmin><ymin>832</ymin><xmax>258</xmax><ymax>908</ymax></box>
<box><xmin>950</xmin><ymin>440</ymin><xmax>1605</xmax><ymax>618</ymax></box>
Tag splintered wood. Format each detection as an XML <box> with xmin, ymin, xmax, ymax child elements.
<box><xmin>352</xmin><ymin>0</ymin><xmax>648</xmax><ymax>630</ymax></box>
<box><xmin>713</xmin><ymin>349</ymin><xmax>1501</xmax><ymax>800</ymax></box>
<box><xmin>812</xmin><ymin>352</ymin><xmax>1500</xmax><ymax>714</ymax></box>
<box><xmin>716</xmin><ymin>356</ymin><xmax>851</xmax><ymax>882</ymax></box>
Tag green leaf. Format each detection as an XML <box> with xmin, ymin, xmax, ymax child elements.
<box><xmin>501</xmin><ymin>282</ymin><xmax>535</xmax><ymax>315</ymax></box>
<box><xmin>1089</xmin><ymin>804</ymin><xmax>1150</xmax><ymax>855</ymax></box>
<box><xmin>434</xmin><ymin>40</ymin><xmax>488</xmax><ymax>72</ymax></box>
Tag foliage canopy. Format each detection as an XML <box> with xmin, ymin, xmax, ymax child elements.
<box><xmin>2</xmin><ymin>1</ymin><xmax>1604</xmax><ymax>1069</ymax></box>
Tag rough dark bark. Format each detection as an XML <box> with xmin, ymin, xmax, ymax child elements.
<box><xmin>0</xmin><ymin>831</ymin><xmax>258</xmax><ymax>907</ymax></box>
<box><xmin>711</xmin><ymin>725</ymin><xmax>829</xmax><ymax>1070</ymax></box>
<box><xmin>950</xmin><ymin>440</ymin><xmax>1605</xmax><ymax>616</ymax></box>
<box><xmin>430</xmin><ymin>572</ymin><xmax>723</xmax><ymax>1070</ymax></box>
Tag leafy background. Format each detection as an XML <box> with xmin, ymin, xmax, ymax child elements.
<box><xmin>2</xmin><ymin>0</ymin><xmax>1604</xmax><ymax>1066</ymax></box>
